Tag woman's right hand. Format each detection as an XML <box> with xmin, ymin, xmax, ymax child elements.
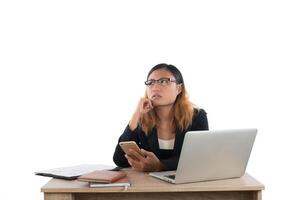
<box><xmin>129</xmin><ymin>98</ymin><xmax>153</xmax><ymax>131</ymax></box>
<box><xmin>136</xmin><ymin>98</ymin><xmax>153</xmax><ymax>115</ymax></box>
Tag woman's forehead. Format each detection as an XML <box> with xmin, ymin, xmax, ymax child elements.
<box><xmin>148</xmin><ymin>69</ymin><xmax>174</xmax><ymax>79</ymax></box>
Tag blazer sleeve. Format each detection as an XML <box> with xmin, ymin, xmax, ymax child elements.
<box><xmin>112</xmin><ymin>125</ymin><xmax>141</xmax><ymax>167</ymax></box>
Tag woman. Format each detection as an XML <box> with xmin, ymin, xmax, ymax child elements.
<box><xmin>113</xmin><ymin>63</ymin><xmax>208</xmax><ymax>172</ymax></box>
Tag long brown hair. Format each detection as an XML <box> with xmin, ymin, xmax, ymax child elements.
<box><xmin>140</xmin><ymin>64</ymin><xmax>198</xmax><ymax>135</ymax></box>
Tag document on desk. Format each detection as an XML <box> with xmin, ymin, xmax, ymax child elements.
<box><xmin>35</xmin><ymin>164</ymin><xmax>115</xmax><ymax>180</ymax></box>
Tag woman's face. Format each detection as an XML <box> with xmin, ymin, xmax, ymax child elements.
<box><xmin>146</xmin><ymin>69</ymin><xmax>182</xmax><ymax>107</ymax></box>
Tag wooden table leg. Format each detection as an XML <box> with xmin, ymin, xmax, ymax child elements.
<box><xmin>254</xmin><ymin>191</ymin><xmax>262</xmax><ymax>200</ymax></box>
<box><xmin>44</xmin><ymin>193</ymin><xmax>74</xmax><ymax>200</ymax></box>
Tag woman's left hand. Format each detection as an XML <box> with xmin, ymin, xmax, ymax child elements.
<box><xmin>125</xmin><ymin>149</ymin><xmax>164</xmax><ymax>172</ymax></box>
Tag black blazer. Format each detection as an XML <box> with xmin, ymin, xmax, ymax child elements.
<box><xmin>113</xmin><ymin>109</ymin><xmax>209</xmax><ymax>171</ymax></box>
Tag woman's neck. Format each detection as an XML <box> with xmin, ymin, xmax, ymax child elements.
<box><xmin>155</xmin><ymin>104</ymin><xmax>174</xmax><ymax>122</ymax></box>
<box><xmin>155</xmin><ymin>105</ymin><xmax>176</xmax><ymax>139</ymax></box>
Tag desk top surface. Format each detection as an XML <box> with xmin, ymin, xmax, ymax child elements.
<box><xmin>41</xmin><ymin>168</ymin><xmax>265</xmax><ymax>193</ymax></box>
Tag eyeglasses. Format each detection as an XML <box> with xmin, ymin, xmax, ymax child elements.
<box><xmin>145</xmin><ymin>78</ymin><xmax>177</xmax><ymax>86</ymax></box>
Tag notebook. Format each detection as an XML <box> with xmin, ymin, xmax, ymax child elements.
<box><xmin>78</xmin><ymin>170</ymin><xmax>126</xmax><ymax>183</ymax></box>
<box><xmin>149</xmin><ymin>129</ymin><xmax>257</xmax><ymax>184</ymax></box>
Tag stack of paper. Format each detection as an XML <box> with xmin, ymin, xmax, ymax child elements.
<box><xmin>35</xmin><ymin>164</ymin><xmax>114</xmax><ymax>180</ymax></box>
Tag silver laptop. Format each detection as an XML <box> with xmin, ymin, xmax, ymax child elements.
<box><xmin>149</xmin><ymin>128</ymin><xmax>257</xmax><ymax>184</ymax></box>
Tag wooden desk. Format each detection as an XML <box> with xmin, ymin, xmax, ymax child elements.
<box><xmin>41</xmin><ymin>169</ymin><xmax>264</xmax><ymax>200</ymax></box>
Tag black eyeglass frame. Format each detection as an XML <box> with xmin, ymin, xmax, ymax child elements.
<box><xmin>144</xmin><ymin>77</ymin><xmax>178</xmax><ymax>86</ymax></box>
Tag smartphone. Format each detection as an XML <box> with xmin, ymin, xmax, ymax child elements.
<box><xmin>119</xmin><ymin>141</ymin><xmax>141</xmax><ymax>155</ymax></box>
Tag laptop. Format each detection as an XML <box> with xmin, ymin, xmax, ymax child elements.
<box><xmin>149</xmin><ymin>128</ymin><xmax>257</xmax><ymax>184</ymax></box>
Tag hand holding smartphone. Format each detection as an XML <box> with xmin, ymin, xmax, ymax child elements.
<box><xmin>119</xmin><ymin>141</ymin><xmax>144</xmax><ymax>158</ymax></box>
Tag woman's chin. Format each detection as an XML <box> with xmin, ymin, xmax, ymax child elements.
<box><xmin>152</xmin><ymin>101</ymin><xmax>173</xmax><ymax>107</ymax></box>
<box><xmin>152</xmin><ymin>101</ymin><xmax>162</xmax><ymax>107</ymax></box>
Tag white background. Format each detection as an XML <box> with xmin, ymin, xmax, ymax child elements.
<box><xmin>0</xmin><ymin>1</ymin><xmax>299</xmax><ymax>199</ymax></box>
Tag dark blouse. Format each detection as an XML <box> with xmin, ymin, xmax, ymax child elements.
<box><xmin>113</xmin><ymin>109</ymin><xmax>209</xmax><ymax>171</ymax></box>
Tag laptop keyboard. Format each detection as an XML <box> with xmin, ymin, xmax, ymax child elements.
<box><xmin>164</xmin><ymin>174</ymin><xmax>176</xmax><ymax>180</ymax></box>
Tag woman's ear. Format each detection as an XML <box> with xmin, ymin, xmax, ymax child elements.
<box><xmin>177</xmin><ymin>84</ymin><xmax>182</xmax><ymax>95</ymax></box>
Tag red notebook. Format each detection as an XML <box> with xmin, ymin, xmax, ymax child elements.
<box><xmin>77</xmin><ymin>170</ymin><xmax>127</xmax><ymax>183</ymax></box>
